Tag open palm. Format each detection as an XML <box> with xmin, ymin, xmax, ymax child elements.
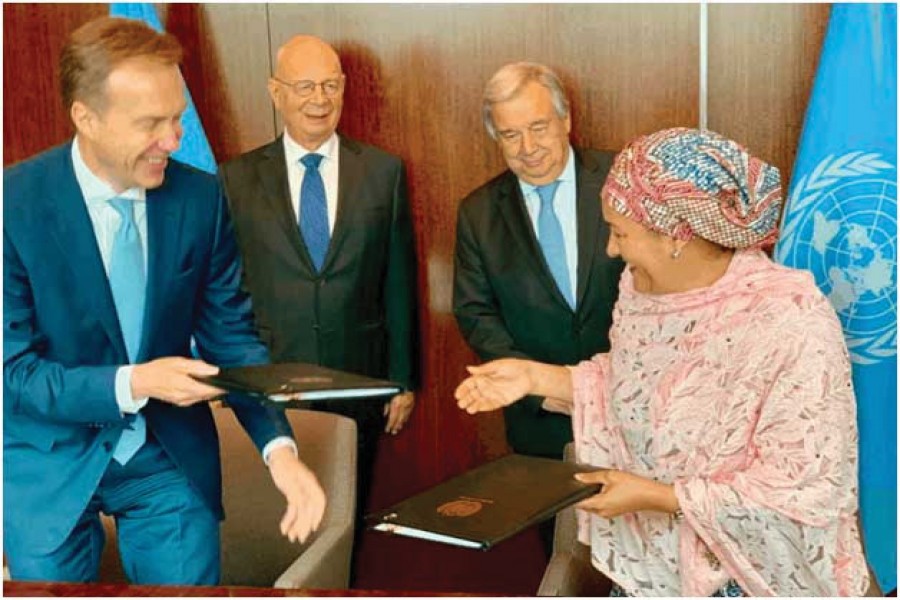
<box><xmin>455</xmin><ymin>358</ymin><xmax>532</xmax><ymax>413</ymax></box>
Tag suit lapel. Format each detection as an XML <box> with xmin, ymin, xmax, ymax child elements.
<box><xmin>496</xmin><ymin>173</ymin><xmax>571</xmax><ymax>309</ymax></box>
<box><xmin>574</xmin><ymin>149</ymin><xmax>603</xmax><ymax>308</ymax></box>
<box><xmin>142</xmin><ymin>182</ymin><xmax>184</xmax><ymax>361</ymax></box>
<box><xmin>322</xmin><ymin>137</ymin><xmax>363</xmax><ymax>273</ymax></box>
<box><xmin>256</xmin><ymin>139</ymin><xmax>317</xmax><ymax>272</ymax></box>
<box><xmin>45</xmin><ymin>144</ymin><xmax>127</xmax><ymax>359</ymax></box>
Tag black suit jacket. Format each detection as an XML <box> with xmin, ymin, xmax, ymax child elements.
<box><xmin>453</xmin><ymin>148</ymin><xmax>623</xmax><ymax>458</ymax></box>
<box><xmin>220</xmin><ymin>135</ymin><xmax>418</xmax><ymax>391</ymax></box>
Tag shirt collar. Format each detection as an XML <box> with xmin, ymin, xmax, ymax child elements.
<box><xmin>519</xmin><ymin>145</ymin><xmax>576</xmax><ymax>195</ymax></box>
<box><xmin>71</xmin><ymin>136</ymin><xmax>145</xmax><ymax>209</ymax></box>
<box><xmin>283</xmin><ymin>130</ymin><xmax>339</xmax><ymax>166</ymax></box>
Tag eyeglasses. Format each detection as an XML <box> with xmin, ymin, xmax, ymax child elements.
<box><xmin>271</xmin><ymin>76</ymin><xmax>344</xmax><ymax>98</ymax></box>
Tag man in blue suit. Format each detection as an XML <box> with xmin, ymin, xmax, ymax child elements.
<box><xmin>3</xmin><ymin>17</ymin><xmax>326</xmax><ymax>585</ymax></box>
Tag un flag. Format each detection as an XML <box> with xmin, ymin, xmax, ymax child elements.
<box><xmin>775</xmin><ymin>4</ymin><xmax>896</xmax><ymax>591</ymax></box>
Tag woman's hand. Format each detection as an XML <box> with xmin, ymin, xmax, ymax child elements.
<box><xmin>574</xmin><ymin>469</ymin><xmax>679</xmax><ymax>518</ymax></box>
<box><xmin>454</xmin><ymin>359</ymin><xmax>533</xmax><ymax>414</ymax></box>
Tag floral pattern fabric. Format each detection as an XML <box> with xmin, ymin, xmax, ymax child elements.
<box><xmin>610</xmin><ymin>579</ymin><xmax>744</xmax><ymax>597</ymax></box>
<box><xmin>602</xmin><ymin>128</ymin><xmax>782</xmax><ymax>250</ymax></box>
<box><xmin>571</xmin><ymin>250</ymin><xmax>869</xmax><ymax>596</ymax></box>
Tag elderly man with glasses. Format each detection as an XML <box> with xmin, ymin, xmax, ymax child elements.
<box><xmin>219</xmin><ymin>35</ymin><xmax>418</xmax><ymax>583</ymax></box>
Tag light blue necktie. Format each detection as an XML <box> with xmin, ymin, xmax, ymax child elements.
<box><xmin>535</xmin><ymin>182</ymin><xmax>575</xmax><ymax>309</ymax></box>
<box><xmin>299</xmin><ymin>153</ymin><xmax>329</xmax><ymax>271</ymax></box>
<box><xmin>107</xmin><ymin>197</ymin><xmax>147</xmax><ymax>465</ymax></box>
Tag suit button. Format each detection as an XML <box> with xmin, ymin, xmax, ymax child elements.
<box><xmin>102</xmin><ymin>441</ymin><xmax>113</xmax><ymax>452</ymax></box>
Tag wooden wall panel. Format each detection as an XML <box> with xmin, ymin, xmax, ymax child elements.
<box><xmin>3</xmin><ymin>3</ymin><xmax>106</xmax><ymax>165</ymax></box>
<box><xmin>169</xmin><ymin>4</ymin><xmax>275</xmax><ymax>159</ymax></box>
<box><xmin>708</xmin><ymin>3</ymin><xmax>830</xmax><ymax>188</ymax></box>
<box><xmin>263</xmin><ymin>1</ymin><xmax>699</xmax><ymax>479</ymax></box>
<box><xmin>1</xmin><ymin>2</ymin><xmax>830</xmax><ymax>594</ymax></box>
<box><xmin>264</xmin><ymin>4</ymin><xmax>698</xmax><ymax>593</ymax></box>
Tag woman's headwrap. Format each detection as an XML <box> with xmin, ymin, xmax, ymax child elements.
<box><xmin>602</xmin><ymin>127</ymin><xmax>783</xmax><ymax>249</ymax></box>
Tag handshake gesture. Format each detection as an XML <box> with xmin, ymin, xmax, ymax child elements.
<box><xmin>455</xmin><ymin>357</ymin><xmax>679</xmax><ymax>519</ymax></box>
<box><xmin>454</xmin><ymin>358</ymin><xmax>574</xmax><ymax>415</ymax></box>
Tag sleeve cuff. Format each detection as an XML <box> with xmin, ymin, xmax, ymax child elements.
<box><xmin>115</xmin><ymin>365</ymin><xmax>149</xmax><ymax>414</ymax></box>
<box><xmin>262</xmin><ymin>436</ymin><xmax>298</xmax><ymax>466</ymax></box>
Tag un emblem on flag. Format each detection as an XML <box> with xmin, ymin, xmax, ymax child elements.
<box><xmin>777</xmin><ymin>152</ymin><xmax>897</xmax><ymax>365</ymax></box>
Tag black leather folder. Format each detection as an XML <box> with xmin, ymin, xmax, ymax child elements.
<box><xmin>367</xmin><ymin>454</ymin><xmax>601</xmax><ymax>550</ymax></box>
<box><xmin>194</xmin><ymin>362</ymin><xmax>402</xmax><ymax>403</ymax></box>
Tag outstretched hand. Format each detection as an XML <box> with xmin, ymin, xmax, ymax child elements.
<box><xmin>454</xmin><ymin>359</ymin><xmax>532</xmax><ymax>414</ymax></box>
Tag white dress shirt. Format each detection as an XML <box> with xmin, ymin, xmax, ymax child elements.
<box><xmin>72</xmin><ymin>138</ymin><xmax>149</xmax><ymax>416</ymax></box>
<box><xmin>518</xmin><ymin>146</ymin><xmax>579</xmax><ymax>304</ymax></box>
<box><xmin>283</xmin><ymin>131</ymin><xmax>340</xmax><ymax>233</ymax></box>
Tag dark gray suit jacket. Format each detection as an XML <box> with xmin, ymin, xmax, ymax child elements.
<box><xmin>453</xmin><ymin>148</ymin><xmax>623</xmax><ymax>458</ymax></box>
<box><xmin>220</xmin><ymin>135</ymin><xmax>418</xmax><ymax>391</ymax></box>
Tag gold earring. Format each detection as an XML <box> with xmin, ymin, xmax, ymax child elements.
<box><xmin>671</xmin><ymin>248</ymin><xmax>682</xmax><ymax>259</ymax></box>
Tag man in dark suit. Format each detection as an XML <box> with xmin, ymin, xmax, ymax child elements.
<box><xmin>3</xmin><ymin>17</ymin><xmax>325</xmax><ymax>585</ymax></box>
<box><xmin>454</xmin><ymin>62</ymin><xmax>623</xmax><ymax>461</ymax></box>
<box><xmin>219</xmin><ymin>36</ymin><xmax>418</xmax><ymax>527</ymax></box>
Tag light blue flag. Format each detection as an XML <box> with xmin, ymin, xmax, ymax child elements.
<box><xmin>774</xmin><ymin>4</ymin><xmax>896</xmax><ymax>591</ymax></box>
<box><xmin>109</xmin><ymin>3</ymin><xmax>217</xmax><ymax>174</ymax></box>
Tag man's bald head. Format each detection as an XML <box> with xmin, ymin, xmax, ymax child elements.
<box><xmin>274</xmin><ymin>35</ymin><xmax>342</xmax><ymax>79</ymax></box>
<box><xmin>268</xmin><ymin>35</ymin><xmax>345</xmax><ymax>151</ymax></box>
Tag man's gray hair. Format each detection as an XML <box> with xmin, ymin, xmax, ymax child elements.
<box><xmin>482</xmin><ymin>62</ymin><xmax>570</xmax><ymax>140</ymax></box>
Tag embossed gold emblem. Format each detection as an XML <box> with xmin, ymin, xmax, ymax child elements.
<box><xmin>288</xmin><ymin>376</ymin><xmax>333</xmax><ymax>384</ymax></box>
<box><xmin>436</xmin><ymin>496</ymin><xmax>493</xmax><ymax>517</ymax></box>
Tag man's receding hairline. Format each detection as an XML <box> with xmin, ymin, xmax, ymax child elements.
<box><xmin>274</xmin><ymin>36</ymin><xmax>342</xmax><ymax>76</ymax></box>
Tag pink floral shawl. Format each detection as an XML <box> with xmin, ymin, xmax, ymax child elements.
<box><xmin>571</xmin><ymin>250</ymin><xmax>869</xmax><ymax>596</ymax></box>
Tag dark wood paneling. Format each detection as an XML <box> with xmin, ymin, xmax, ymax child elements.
<box><xmin>2</xmin><ymin>2</ymin><xmax>831</xmax><ymax>594</ymax></box>
<box><xmin>265</xmin><ymin>4</ymin><xmax>698</xmax><ymax>593</ymax></box>
<box><xmin>3</xmin><ymin>3</ymin><xmax>106</xmax><ymax>165</ymax></box>
<box><xmin>168</xmin><ymin>4</ymin><xmax>274</xmax><ymax>160</ymax></box>
<box><xmin>264</xmin><ymin>0</ymin><xmax>699</xmax><ymax>477</ymax></box>
<box><xmin>708</xmin><ymin>3</ymin><xmax>830</xmax><ymax>188</ymax></box>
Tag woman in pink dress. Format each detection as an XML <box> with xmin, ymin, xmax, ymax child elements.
<box><xmin>455</xmin><ymin>128</ymin><xmax>870</xmax><ymax>596</ymax></box>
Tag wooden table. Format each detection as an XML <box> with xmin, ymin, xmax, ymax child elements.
<box><xmin>3</xmin><ymin>581</ymin><xmax>470</xmax><ymax>597</ymax></box>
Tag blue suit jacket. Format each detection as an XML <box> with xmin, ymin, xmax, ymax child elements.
<box><xmin>3</xmin><ymin>142</ymin><xmax>293</xmax><ymax>554</ymax></box>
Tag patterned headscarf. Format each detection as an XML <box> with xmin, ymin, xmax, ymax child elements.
<box><xmin>602</xmin><ymin>127</ymin><xmax>782</xmax><ymax>249</ymax></box>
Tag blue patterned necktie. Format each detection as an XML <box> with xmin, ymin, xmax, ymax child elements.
<box><xmin>107</xmin><ymin>197</ymin><xmax>147</xmax><ymax>465</ymax></box>
<box><xmin>299</xmin><ymin>153</ymin><xmax>330</xmax><ymax>271</ymax></box>
<box><xmin>535</xmin><ymin>182</ymin><xmax>575</xmax><ymax>309</ymax></box>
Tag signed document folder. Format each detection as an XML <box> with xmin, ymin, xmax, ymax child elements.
<box><xmin>195</xmin><ymin>362</ymin><xmax>402</xmax><ymax>403</ymax></box>
<box><xmin>367</xmin><ymin>454</ymin><xmax>601</xmax><ymax>550</ymax></box>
